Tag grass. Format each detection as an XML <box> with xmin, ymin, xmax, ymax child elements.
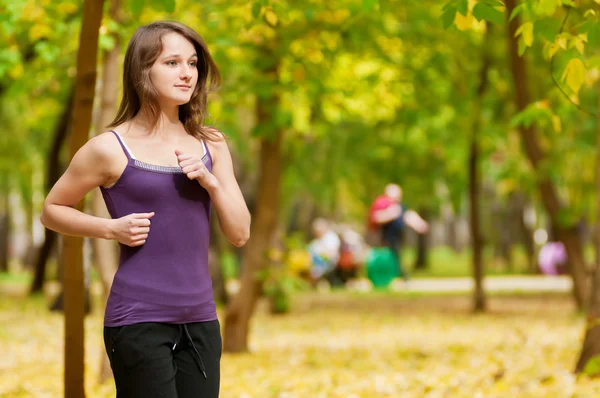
<box><xmin>403</xmin><ymin>245</ymin><xmax>535</xmax><ymax>278</ymax></box>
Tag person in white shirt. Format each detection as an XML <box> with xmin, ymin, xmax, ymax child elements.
<box><xmin>308</xmin><ymin>218</ymin><xmax>341</xmax><ymax>282</ymax></box>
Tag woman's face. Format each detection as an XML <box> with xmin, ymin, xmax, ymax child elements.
<box><xmin>149</xmin><ymin>32</ymin><xmax>198</xmax><ymax>107</ymax></box>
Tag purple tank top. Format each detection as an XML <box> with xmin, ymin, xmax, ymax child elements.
<box><xmin>100</xmin><ymin>130</ymin><xmax>217</xmax><ymax>326</ymax></box>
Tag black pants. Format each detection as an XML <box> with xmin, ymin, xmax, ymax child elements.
<box><xmin>104</xmin><ymin>320</ymin><xmax>222</xmax><ymax>398</ymax></box>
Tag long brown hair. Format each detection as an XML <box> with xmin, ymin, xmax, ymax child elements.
<box><xmin>108</xmin><ymin>21</ymin><xmax>221</xmax><ymax>141</ymax></box>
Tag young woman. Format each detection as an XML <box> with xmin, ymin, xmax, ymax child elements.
<box><xmin>41</xmin><ymin>21</ymin><xmax>250</xmax><ymax>397</ymax></box>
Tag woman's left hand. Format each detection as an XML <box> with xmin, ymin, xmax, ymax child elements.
<box><xmin>175</xmin><ymin>149</ymin><xmax>218</xmax><ymax>190</ymax></box>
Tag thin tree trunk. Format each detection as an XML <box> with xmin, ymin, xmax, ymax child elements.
<box><xmin>414</xmin><ymin>208</ymin><xmax>429</xmax><ymax>270</ymax></box>
<box><xmin>223</xmin><ymin>130</ymin><xmax>282</xmax><ymax>352</ymax></box>
<box><xmin>491</xmin><ymin>200</ymin><xmax>513</xmax><ymax>271</ymax></box>
<box><xmin>470</xmin><ymin>26</ymin><xmax>491</xmax><ymax>313</ymax></box>
<box><xmin>64</xmin><ymin>0</ymin><xmax>105</xmax><ymax>396</ymax></box>
<box><xmin>223</xmin><ymin>51</ymin><xmax>281</xmax><ymax>351</ymax></box>
<box><xmin>209</xmin><ymin>212</ymin><xmax>229</xmax><ymax>305</ymax></box>
<box><xmin>574</xmin><ymin>81</ymin><xmax>600</xmax><ymax>375</ymax></box>
<box><xmin>510</xmin><ymin>192</ymin><xmax>536</xmax><ymax>272</ymax></box>
<box><xmin>505</xmin><ymin>0</ymin><xmax>589</xmax><ymax>309</ymax></box>
<box><xmin>0</xmin><ymin>176</ymin><xmax>9</xmax><ymax>273</ymax></box>
<box><xmin>444</xmin><ymin>207</ymin><xmax>461</xmax><ymax>252</ymax></box>
<box><xmin>92</xmin><ymin>0</ymin><xmax>121</xmax><ymax>384</ymax></box>
<box><xmin>30</xmin><ymin>91</ymin><xmax>74</xmax><ymax>294</ymax></box>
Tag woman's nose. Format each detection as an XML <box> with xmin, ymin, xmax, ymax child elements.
<box><xmin>181</xmin><ymin>65</ymin><xmax>193</xmax><ymax>79</ymax></box>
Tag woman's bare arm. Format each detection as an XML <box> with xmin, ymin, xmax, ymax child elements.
<box><xmin>205</xmin><ymin>136</ymin><xmax>251</xmax><ymax>247</ymax></box>
<box><xmin>41</xmin><ymin>133</ymin><xmax>154</xmax><ymax>247</ymax></box>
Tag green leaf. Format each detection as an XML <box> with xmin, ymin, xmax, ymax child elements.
<box><xmin>583</xmin><ymin>355</ymin><xmax>600</xmax><ymax>377</ymax></box>
<box><xmin>162</xmin><ymin>0</ymin><xmax>176</xmax><ymax>13</ymax></box>
<box><xmin>534</xmin><ymin>18</ymin><xmax>560</xmax><ymax>42</ymax></box>
<box><xmin>362</xmin><ymin>0</ymin><xmax>378</xmax><ymax>12</ymax></box>
<box><xmin>509</xmin><ymin>4</ymin><xmax>525</xmax><ymax>21</ymax></box>
<box><xmin>147</xmin><ymin>0</ymin><xmax>175</xmax><ymax>12</ymax></box>
<box><xmin>304</xmin><ymin>8</ymin><xmax>316</xmax><ymax>21</ymax></box>
<box><xmin>587</xmin><ymin>55</ymin><xmax>600</xmax><ymax>70</ymax></box>
<box><xmin>472</xmin><ymin>3</ymin><xmax>504</xmax><ymax>25</ymax></box>
<box><xmin>457</xmin><ymin>0</ymin><xmax>468</xmax><ymax>16</ymax></box>
<box><xmin>252</xmin><ymin>2</ymin><xmax>262</xmax><ymax>18</ymax></box>
<box><xmin>516</xmin><ymin>22</ymin><xmax>534</xmax><ymax>47</ymax></box>
<box><xmin>129</xmin><ymin>0</ymin><xmax>145</xmax><ymax>17</ymax></box>
<box><xmin>581</xmin><ymin>21</ymin><xmax>600</xmax><ymax>47</ymax></box>
<box><xmin>99</xmin><ymin>34</ymin><xmax>116</xmax><ymax>51</ymax></box>
<box><xmin>538</xmin><ymin>0</ymin><xmax>560</xmax><ymax>16</ymax></box>
<box><xmin>561</xmin><ymin>58</ymin><xmax>586</xmax><ymax>93</ymax></box>
<box><xmin>442</xmin><ymin>5</ymin><xmax>457</xmax><ymax>29</ymax></box>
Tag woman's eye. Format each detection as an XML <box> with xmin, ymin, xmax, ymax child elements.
<box><xmin>166</xmin><ymin>60</ymin><xmax>177</xmax><ymax>66</ymax></box>
<box><xmin>189</xmin><ymin>62</ymin><xmax>197</xmax><ymax>67</ymax></box>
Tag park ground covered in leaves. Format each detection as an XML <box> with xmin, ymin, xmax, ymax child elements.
<box><xmin>1</xmin><ymin>288</ymin><xmax>600</xmax><ymax>398</ymax></box>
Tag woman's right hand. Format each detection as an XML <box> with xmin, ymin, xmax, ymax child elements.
<box><xmin>108</xmin><ymin>212</ymin><xmax>155</xmax><ymax>247</ymax></box>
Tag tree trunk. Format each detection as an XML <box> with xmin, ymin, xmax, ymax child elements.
<box><xmin>223</xmin><ymin>51</ymin><xmax>282</xmax><ymax>351</ymax></box>
<box><xmin>469</xmin><ymin>26</ymin><xmax>491</xmax><ymax>313</ymax></box>
<box><xmin>505</xmin><ymin>0</ymin><xmax>589</xmax><ymax>309</ymax></box>
<box><xmin>491</xmin><ymin>200</ymin><xmax>513</xmax><ymax>271</ymax></box>
<box><xmin>0</xmin><ymin>176</ymin><xmax>9</xmax><ymax>273</ymax></box>
<box><xmin>510</xmin><ymin>192</ymin><xmax>536</xmax><ymax>272</ymax></box>
<box><xmin>64</xmin><ymin>1</ymin><xmax>105</xmax><ymax>396</ymax></box>
<box><xmin>92</xmin><ymin>0</ymin><xmax>121</xmax><ymax>384</ymax></box>
<box><xmin>574</xmin><ymin>81</ymin><xmax>600</xmax><ymax>375</ymax></box>
<box><xmin>21</xmin><ymin>186</ymin><xmax>35</xmax><ymax>269</ymax></box>
<box><xmin>223</xmin><ymin>129</ymin><xmax>282</xmax><ymax>352</ymax></box>
<box><xmin>414</xmin><ymin>208</ymin><xmax>429</xmax><ymax>270</ymax></box>
<box><xmin>444</xmin><ymin>205</ymin><xmax>461</xmax><ymax>252</ymax></box>
<box><xmin>30</xmin><ymin>90</ymin><xmax>74</xmax><ymax>294</ymax></box>
<box><xmin>209</xmin><ymin>212</ymin><xmax>229</xmax><ymax>305</ymax></box>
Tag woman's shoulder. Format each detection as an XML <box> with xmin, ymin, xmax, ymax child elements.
<box><xmin>203</xmin><ymin>126</ymin><xmax>226</xmax><ymax>141</ymax></box>
<box><xmin>84</xmin><ymin>131</ymin><xmax>124</xmax><ymax>162</ymax></box>
<box><xmin>203</xmin><ymin>126</ymin><xmax>228</xmax><ymax>152</ymax></box>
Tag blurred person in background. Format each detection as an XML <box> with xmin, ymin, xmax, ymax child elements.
<box><xmin>538</xmin><ymin>240</ymin><xmax>567</xmax><ymax>276</ymax></box>
<box><xmin>368</xmin><ymin>183</ymin><xmax>429</xmax><ymax>281</ymax></box>
<box><xmin>336</xmin><ymin>226</ymin><xmax>367</xmax><ymax>284</ymax></box>
<box><xmin>308</xmin><ymin>218</ymin><xmax>341</xmax><ymax>288</ymax></box>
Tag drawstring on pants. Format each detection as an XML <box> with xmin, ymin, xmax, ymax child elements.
<box><xmin>176</xmin><ymin>324</ymin><xmax>207</xmax><ymax>379</ymax></box>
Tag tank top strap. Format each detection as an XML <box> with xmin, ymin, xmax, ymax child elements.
<box><xmin>109</xmin><ymin>130</ymin><xmax>136</xmax><ymax>160</ymax></box>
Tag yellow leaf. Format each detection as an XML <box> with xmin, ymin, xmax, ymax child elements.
<box><xmin>498</xmin><ymin>179</ymin><xmax>517</xmax><ymax>195</ymax></box>
<box><xmin>570</xmin><ymin>93</ymin><xmax>580</xmax><ymax>105</ymax></box>
<box><xmin>545</xmin><ymin>42</ymin><xmax>559</xmax><ymax>59</ymax></box>
<box><xmin>572</xmin><ymin>35</ymin><xmax>586</xmax><ymax>55</ymax></box>
<box><xmin>557</xmin><ymin>35</ymin><xmax>568</xmax><ymax>49</ymax></box>
<box><xmin>8</xmin><ymin>63</ymin><xmax>24</xmax><ymax>80</ymax></box>
<box><xmin>29</xmin><ymin>24</ymin><xmax>52</xmax><ymax>40</ymax></box>
<box><xmin>454</xmin><ymin>12</ymin><xmax>473</xmax><ymax>31</ymax></box>
<box><xmin>264</xmin><ymin>9</ymin><xmax>278</xmax><ymax>27</ymax></box>
<box><xmin>56</xmin><ymin>2</ymin><xmax>78</xmax><ymax>15</ymax></box>
<box><xmin>561</xmin><ymin>58</ymin><xmax>586</xmax><ymax>93</ymax></box>
<box><xmin>21</xmin><ymin>3</ymin><xmax>44</xmax><ymax>22</ymax></box>
<box><xmin>575</xmin><ymin>39</ymin><xmax>585</xmax><ymax>55</ymax></box>
<box><xmin>551</xmin><ymin>115</ymin><xmax>561</xmax><ymax>132</ymax></box>
<box><xmin>538</xmin><ymin>0</ymin><xmax>559</xmax><ymax>16</ymax></box>
<box><xmin>515</xmin><ymin>22</ymin><xmax>534</xmax><ymax>47</ymax></box>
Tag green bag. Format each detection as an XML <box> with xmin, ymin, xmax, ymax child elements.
<box><xmin>365</xmin><ymin>247</ymin><xmax>399</xmax><ymax>288</ymax></box>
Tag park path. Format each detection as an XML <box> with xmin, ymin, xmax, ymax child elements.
<box><xmin>402</xmin><ymin>275</ymin><xmax>571</xmax><ymax>293</ymax></box>
<box><xmin>0</xmin><ymin>276</ymin><xmax>573</xmax><ymax>297</ymax></box>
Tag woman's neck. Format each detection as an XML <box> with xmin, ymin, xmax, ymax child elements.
<box><xmin>132</xmin><ymin>105</ymin><xmax>185</xmax><ymax>138</ymax></box>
